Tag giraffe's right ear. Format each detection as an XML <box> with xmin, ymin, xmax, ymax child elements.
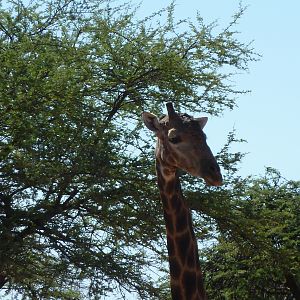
<box><xmin>142</xmin><ymin>112</ymin><xmax>160</xmax><ymax>133</ymax></box>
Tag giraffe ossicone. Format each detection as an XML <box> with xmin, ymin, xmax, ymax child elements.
<box><xmin>142</xmin><ymin>102</ymin><xmax>222</xmax><ymax>300</ymax></box>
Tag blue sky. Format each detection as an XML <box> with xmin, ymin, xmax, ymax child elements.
<box><xmin>136</xmin><ymin>0</ymin><xmax>300</xmax><ymax>181</ymax></box>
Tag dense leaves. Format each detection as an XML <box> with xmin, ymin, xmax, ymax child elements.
<box><xmin>187</xmin><ymin>167</ymin><xmax>300</xmax><ymax>299</ymax></box>
<box><xmin>0</xmin><ymin>1</ymin><xmax>166</xmax><ymax>298</ymax></box>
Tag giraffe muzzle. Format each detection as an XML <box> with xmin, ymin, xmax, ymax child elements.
<box><xmin>204</xmin><ymin>175</ymin><xmax>223</xmax><ymax>186</ymax></box>
<box><xmin>200</xmin><ymin>158</ymin><xmax>223</xmax><ymax>186</ymax></box>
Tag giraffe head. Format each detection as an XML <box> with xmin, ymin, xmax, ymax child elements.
<box><xmin>142</xmin><ymin>102</ymin><xmax>222</xmax><ymax>186</ymax></box>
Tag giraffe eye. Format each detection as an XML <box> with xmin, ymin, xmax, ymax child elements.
<box><xmin>169</xmin><ymin>136</ymin><xmax>181</xmax><ymax>144</ymax></box>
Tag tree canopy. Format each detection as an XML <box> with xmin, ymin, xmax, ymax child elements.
<box><xmin>1</xmin><ymin>0</ymin><xmax>299</xmax><ymax>299</ymax></box>
<box><xmin>188</xmin><ymin>168</ymin><xmax>300</xmax><ymax>300</ymax></box>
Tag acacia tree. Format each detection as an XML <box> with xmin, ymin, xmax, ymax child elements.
<box><xmin>0</xmin><ymin>0</ymin><xmax>257</xmax><ymax>299</ymax></box>
<box><xmin>186</xmin><ymin>166</ymin><xmax>300</xmax><ymax>300</ymax></box>
<box><xmin>203</xmin><ymin>169</ymin><xmax>300</xmax><ymax>299</ymax></box>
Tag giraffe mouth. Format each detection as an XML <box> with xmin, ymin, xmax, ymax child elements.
<box><xmin>204</xmin><ymin>176</ymin><xmax>223</xmax><ymax>187</ymax></box>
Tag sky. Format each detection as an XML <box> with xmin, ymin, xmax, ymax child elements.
<box><xmin>136</xmin><ymin>0</ymin><xmax>300</xmax><ymax>181</ymax></box>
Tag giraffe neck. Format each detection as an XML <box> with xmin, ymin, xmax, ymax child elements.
<box><xmin>156</xmin><ymin>160</ymin><xmax>207</xmax><ymax>300</ymax></box>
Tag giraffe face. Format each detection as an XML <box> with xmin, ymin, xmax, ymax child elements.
<box><xmin>142</xmin><ymin>105</ymin><xmax>223</xmax><ymax>186</ymax></box>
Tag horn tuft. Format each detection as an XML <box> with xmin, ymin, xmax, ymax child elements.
<box><xmin>166</xmin><ymin>102</ymin><xmax>176</xmax><ymax>117</ymax></box>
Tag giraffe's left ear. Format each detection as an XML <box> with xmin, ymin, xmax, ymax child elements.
<box><xmin>142</xmin><ymin>112</ymin><xmax>160</xmax><ymax>133</ymax></box>
<box><xmin>195</xmin><ymin>117</ymin><xmax>208</xmax><ymax>129</ymax></box>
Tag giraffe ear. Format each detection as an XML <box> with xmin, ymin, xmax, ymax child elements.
<box><xmin>142</xmin><ymin>112</ymin><xmax>160</xmax><ymax>133</ymax></box>
<box><xmin>195</xmin><ymin>117</ymin><xmax>208</xmax><ymax>129</ymax></box>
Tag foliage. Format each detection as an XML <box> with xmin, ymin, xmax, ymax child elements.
<box><xmin>188</xmin><ymin>166</ymin><xmax>300</xmax><ymax>299</ymax></box>
<box><xmin>0</xmin><ymin>0</ymin><xmax>270</xmax><ymax>299</ymax></box>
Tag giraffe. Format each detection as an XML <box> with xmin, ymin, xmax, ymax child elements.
<box><xmin>142</xmin><ymin>102</ymin><xmax>222</xmax><ymax>300</ymax></box>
